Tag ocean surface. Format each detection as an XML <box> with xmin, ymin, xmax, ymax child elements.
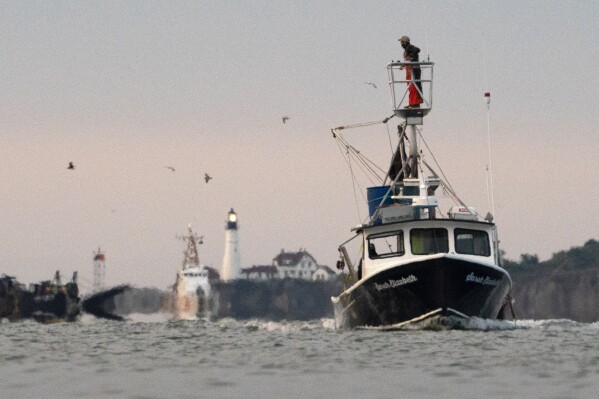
<box><xmin>1</xmin><ymin>315</ymin><xmax>598</xmax><ymax>399</ymax></box>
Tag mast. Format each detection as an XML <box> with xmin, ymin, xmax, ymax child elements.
<box><xmin>406</xmin><ymin>124</ymin><xmax>419</xmax><ymax>179</ymax></box>
<box><xmin>178</xmin><ymin>224</ymin><xmax>202</xmax><ymax>270</ymax></box>
<box><xmin>484</xmin><ymin>92</ymin><xmax>496</xmax><ymax>218</ymax></box>
<box><xmin>484</xmin><ymin>92</ymin><xmax>500</xmax><ymax>264</ymax></box>
<box><xmin>367</xmin><ymin>61</ymin><xmax>438</xmax><ymax>224</ymax></box>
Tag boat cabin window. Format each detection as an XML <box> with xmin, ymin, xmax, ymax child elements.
<box><xmin>410</xmin><ymin>228</ymin><xmax>449</xmax><ymax>255</ymax></box>
<box><xmin>367</xmin><ymin>231</ymin><xmax>405</xmax><ymax>259</ymax></box>
<box><xmin>454</xmin><ymin>228</ymin><xmax>491</xmax><ymax>257</ymax></box>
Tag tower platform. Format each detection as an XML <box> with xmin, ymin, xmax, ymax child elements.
<box><xmin>387</xmin><ymin>61</ymin><xmax>434</xmax><ymax>123</ymax></box>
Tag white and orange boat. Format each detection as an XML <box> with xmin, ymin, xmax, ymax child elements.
<box><xmin>170</xmin><ymin>225</ymin><xmax>212</xmax><ymax>319</ymax></box>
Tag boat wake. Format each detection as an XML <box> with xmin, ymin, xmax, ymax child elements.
<box><xmin>512</xmin><ymin>318</ymin><xmax>599</xmax><ymax>332</ymax></box>
<box><xmin>356</xmin><ymin>316</ymin><xmax>518</xmax><ymax>331</ymax></box>
<box><xmin>41</xmin><ymin>312</ymin><xmax>599</xmax><ymax>335</ymax></box>
<box><xmin>214</xmin><ymin>318</ymin><xmax>336</xmax><ymax>334</ymax></box>
<box><xmin>126</xmin><ymin>312</ymin><xmax>174</xmax><ymax>323</ymax></box>
<box><xmin>356</xmin><ymin>317</ymin><xmax>599</xmax><ymax>332</ymax></box>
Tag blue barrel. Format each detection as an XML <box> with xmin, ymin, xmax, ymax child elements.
<box><xmin>367</xmin><ymin>186</ymin><xmax>393</xmax><ymax>217</ymax></box>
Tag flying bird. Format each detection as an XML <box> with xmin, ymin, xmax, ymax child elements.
<box><xmin>67</xmin><ymin>162</ymin><xmax>75</xmax><ymax>170</ymax></box>
<box><xmin>282</xmin><ymin>116</ymin><xmax>290</xmax><ymax>124</ymax></box>
<box><xmin>164</xmin><ymin>166</ymin><xmax>176</xmax><ymax>172</ymax></box>
<box><xmin>204</xmin><ymin>173</ymin><xmax>213</xmax><ymax>183</ymax></box>
<box><xmin>364</xmin><ymin>82</ymin><xmax>377</xmax><ymax>89</ymax></box>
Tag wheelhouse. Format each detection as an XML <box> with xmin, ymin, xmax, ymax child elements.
<box><xmin>360</xmin><ymin>219</ymin><xmax>497</xmax><ymax>279</ymax></box>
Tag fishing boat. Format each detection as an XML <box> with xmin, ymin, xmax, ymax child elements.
<box><xmin>331</xmin><ymin>59</ymin><xmax>512</xmax><ymax>329</ymax></box>
<box><xmin>11</xmin><ymin>271</ymin><xmax>81</xmax><ymax>323</ymax></box>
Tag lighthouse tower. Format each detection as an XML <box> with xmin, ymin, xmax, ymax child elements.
<box><xmin>221</xmin><ymin>208</ymin><xmax>241</xmax><ymax>281</ymax></box>
<box><xmin>92</xmin><ymin>247</ymin><xmax>106</xmax><ymax>292</ymax></box>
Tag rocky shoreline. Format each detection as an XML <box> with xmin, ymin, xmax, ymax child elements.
<box><xmin>504</xmin><ymin>239</ymin><xmax>599</xmax><ymax>322</ymax></box>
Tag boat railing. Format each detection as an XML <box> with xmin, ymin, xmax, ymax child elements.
<box><xmin>387</xmin><ymin>61</ymin><xmax>434</xmax><ymax>120</ymax></box>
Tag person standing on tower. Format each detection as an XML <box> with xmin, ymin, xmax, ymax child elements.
<box><xmin>399</xmin><ymin>36</ymin><xmax>420</xmax><ymax>62</ymax></box>
<box><xmin>399</xmin><ymin>36</ymin><xmax>422</xmax><ymax>106</ymax></box>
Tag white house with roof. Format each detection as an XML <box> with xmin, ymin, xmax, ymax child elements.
<box><xmin>240</xmin><ymin>249</ymin><xmax>337</xmax><ymax>281</ymax></box>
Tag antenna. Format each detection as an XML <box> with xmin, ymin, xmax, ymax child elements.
<box><xmin>484</xmin><ymin>92</ymin><xmax>496</xmax><ymax>218</ymax></box>
<box><xmin>424</xmin><ymin>2</ymin><xmax>430</xmax><ymax>60</ymax></box>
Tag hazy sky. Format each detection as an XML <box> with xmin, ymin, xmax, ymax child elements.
<box><xmin>1</xmin><ymin>1</ymin><xmax>598</xmax><ymax>291</ymax></box>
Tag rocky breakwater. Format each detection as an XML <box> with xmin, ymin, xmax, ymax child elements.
<box><xmin>209</xmin><ymin>278</ymin><xmax>344</xmax><ymax>321</ymax></box>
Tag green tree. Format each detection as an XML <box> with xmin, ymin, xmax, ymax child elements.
<box><xmin>519</xmin><ymin>253</ymin><xmax>539</xmax><ymax>267</ymax></box>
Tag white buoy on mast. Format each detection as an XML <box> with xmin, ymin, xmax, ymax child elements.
<box><xmin>220</xmin><ymin>208</ymin><xmax>241</xmax><ymax>281</ymax></box>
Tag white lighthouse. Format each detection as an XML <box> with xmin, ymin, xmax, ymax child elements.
<box><xmin>221</xmin><ymin>208</ymin><xmax>241</xmax><ymax>281</ymax></box>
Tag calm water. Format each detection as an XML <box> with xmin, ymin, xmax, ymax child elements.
<box><xmin>1</xmin><ymin>315</ymin><xmax>598</xmax><ymax>398</ymax></box>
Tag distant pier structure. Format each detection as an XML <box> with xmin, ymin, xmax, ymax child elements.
<box><xmin>92</xmin><ymin>247</ymin><xmax>106</xmax><ymax>292</ymax></box>
<box><xmin>221</xmin><ymin>208</ymin><xmax>241</xmax><ymax>281</ymax></box>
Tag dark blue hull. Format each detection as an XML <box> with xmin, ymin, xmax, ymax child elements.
<box><xmin>333</xmin><ymin>257</ymin><xmax>511</xmax><ymax>328</ymax></box>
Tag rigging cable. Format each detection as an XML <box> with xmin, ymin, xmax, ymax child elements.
<box><xmin>385</xmin><ymin>121</ymin><xmax>394</xmax><ymax>157</ymax></box>
<box><xmin>334</xmin><ymin>137</ymin><xmax>365</xmax><ymax>223</ymax></box>
<box><xmin>418</xmin><ymin>128</ymin><xmax>481</xmax><ymax>218</ymax></box>
<box><xmin>330</xmin><ymin>114</ymin><xmax>396</xmax><ymax>224</ymax></box>
<box><xmin>416</xmin><ymin>128</ymin><xmax>454</xmax><ymax>192</ymax></box>
<box><xmin>346</xmin><ymin>149</ymin><xmax>364</xmax><ymax>223</ymax></box>
<box><xmin>333</xmin><ymin>129</ymin><xmax>387</xmax><ymax>184</ymax></box>
<box><xmin>344</xmin><ymin>144</ymin><xmax>383</xmax><ymax>186</ymax></box>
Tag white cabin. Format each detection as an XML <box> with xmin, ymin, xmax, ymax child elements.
<box><xmin>359</xmin><ymin>219</ymin><xmax>500</xmax><ymax>279</ymax></box>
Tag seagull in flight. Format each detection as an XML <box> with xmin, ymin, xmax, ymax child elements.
<box><xmin>164</xmin><ymin>166</ymin><xmax>176</xmax><ymax>172</ymax></box>
<box><xmin>364</xmin><ymin>82</ymin><xmax>377</xmax><ymax>89</ymax></box>
<box><xmin>67</xmin><ymin>162</ymin><xmax>75</xmax><ymax>170</ymax></box>
<box><xmin>282</xmin><ymin>116</ymin><xmax>290</xmax><ymax>124</ymax></box>
<box><xmin>204</xmin><ymin>173</ymin><xmax>213</xmax><ymax>183</ymax></box>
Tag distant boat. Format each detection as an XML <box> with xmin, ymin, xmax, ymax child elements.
<box><xmin>331</xmin><ymin>59</ymin><xmax>512</xmax><ymax>329</ymax></box>
<box><xmin>0</xmin><ymin>275</ymin><xmax>21</xmax><ymax>320</ymax></box>
<box><xmin>170</xmin><ymin>225</ymin><xmax>215</xmax><ymax>319</ymax></box>
<box><xmin>1</xmin><ymin>271</ymin><xmax>80</xmax><ymax>323</ymax></box>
